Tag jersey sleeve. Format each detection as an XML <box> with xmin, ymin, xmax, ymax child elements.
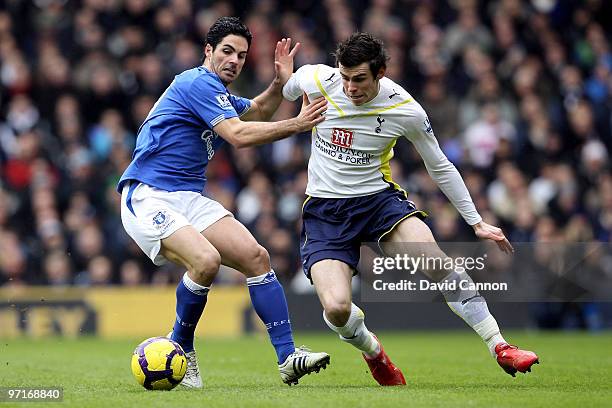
<box><xmin>282</xmin><ymin>64</ymin><xmax>317</xmax><ymax>101</ymax></box>
<box><xmin>229</xmin><ymin>94</ymin><xmax>252</xmax><ymax>117</ymax></box>
<box><xmin>403</xmin><ymin>103</ymin><xmax>483</xmax><ymax>226</ymax></box>
<box><xmin>187</xmin><ymin>76</ymin><xmax>239</xmax><ymax>128</ymax></box>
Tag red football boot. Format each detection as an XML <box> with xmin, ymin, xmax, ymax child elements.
<box><xmin>495</xmin><ymin>343</ymin><xmax>539</xmax><ymax>377</ymax></box>
<box><xmin>362</xmin><ymin>336</ymin><xmax>406</xmax><ymax>386</ymax></box>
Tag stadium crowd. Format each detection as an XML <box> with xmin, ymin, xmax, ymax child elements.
<box><xmin>1</xmin><ymin>0</ymin><xmax>611</xmax><ymax>327</ymax></box>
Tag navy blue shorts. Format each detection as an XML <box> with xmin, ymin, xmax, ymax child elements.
<box><xmin>300</xmin><ymin>188</ymin><xmax>427</xmax><ymax>279</ymax></box>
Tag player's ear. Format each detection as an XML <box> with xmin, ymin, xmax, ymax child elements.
<box><xmin>376</xmin><ymin>67</ymin><xmax>386</xmax><ymax>80</ymax></box>
<box><xmin>204</xmin><ymin>44</ymin><xmax>213</xmax><ymax>60</ymax></box>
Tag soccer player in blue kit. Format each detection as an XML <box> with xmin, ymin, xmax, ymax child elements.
<box><xmin>118</xmin><ymin>17</ymin><xmax>329</xmax><ymax>387</ymax></box>
<box><xmin>282</xmin><ymin>33</ymin><xmax>539</xmax><ymax>385</ymax></box>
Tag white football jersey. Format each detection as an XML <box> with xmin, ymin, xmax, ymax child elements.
<box><xmin>283</xmin><ymin>64</ymin><xmax>482</xmax><ymax>226</ymax></box>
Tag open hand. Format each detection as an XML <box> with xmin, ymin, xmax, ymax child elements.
<box><xmin>295</xmin><ymin>93</ymin><xmax>327</xmax><ymax>132</ymax></box>
<box><xmin>274</xmin><ymin>38</ymin><xmax>301</xmax><ymax>86</ymax></box>
<box><xmin>473</xmin><ymin>221</ymin><xmax>514</xmax><ymax>254</ymax></box>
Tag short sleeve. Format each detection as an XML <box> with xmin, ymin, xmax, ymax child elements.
<box><xmin>228</xmin><ymin>94</ymin><xmax>252</xmax><ymax>117</ymax></box>
<box><xmin>186</xmin><ymin>76</ymin><xmax>239</xmax><ymax>128</ymax></box>
<box><xmin>283</xmin><ymin>64</ymin><xmax>316</xmax><ymax>101</ymax></box>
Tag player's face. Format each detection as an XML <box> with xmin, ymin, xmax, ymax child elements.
<box><xmin>339</xmin><ymin>63</ymin><xmax>384</xmax><ymax>106</ymax></box>
<box><xmin>204</xmin><ymin>34</ymin><xmax>249</xmax><ymax>85</ymax></box>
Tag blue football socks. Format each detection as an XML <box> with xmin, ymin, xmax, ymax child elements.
<box><xmin>247</xmin><ymin>271</ymin><xmax>295</xmax><ymax>363</ymax></box>
<box><xmin>171</xmin><ymin>273</ymin><xmax>209</xmax><ymax>353</ymax></box>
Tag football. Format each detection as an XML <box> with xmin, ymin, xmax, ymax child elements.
<box><xmin>131</xmin><ymin>337</ymin><xmax>187</xmax><ymax>390</ymax></box>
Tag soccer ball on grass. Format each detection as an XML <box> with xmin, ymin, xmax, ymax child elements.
<box><xmin>131</xmin><ymin>337</ymin><xmax>187</xmax><ymax>390</ymax></box>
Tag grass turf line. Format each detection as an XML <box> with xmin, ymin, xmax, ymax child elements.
<box><xmin>1</xmin><ymin>331</ymin><xmax>611</xmax><ymax>407</ymax></box>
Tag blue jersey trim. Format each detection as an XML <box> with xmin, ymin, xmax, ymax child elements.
<box><xmin>126</xmin><ymin>182</ymin><xmax>139</xmax><ymax>216</ymax></box>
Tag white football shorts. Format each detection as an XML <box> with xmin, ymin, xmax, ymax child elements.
<box><xmin>120</xmin><ymin>182</ymin><xmax>232</xmax><ymax>265</ymax></box>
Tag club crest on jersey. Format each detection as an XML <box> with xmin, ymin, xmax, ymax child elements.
<box><xmin>375</xmin><ymin>115</ymin><xmax>385</xmax><ymax>133</ymax></box>
<box><xmin>152</xmin><ymin>211</ymin><xmax>167</xmax><ymax>226</ymax></box>
<box><xmin>216</xmin><ymin>94</ymin><xmax>232</xmax><ymax>109</ymax></box>
<box><xmin>152</xmin><ymin>210</ymin><xmax>175</xmax><ymax>233</ymax></box>
<box><xmin>331</xmin><ymin>128</ymin><xmax>354</xmax><ymax>148</ymax></box>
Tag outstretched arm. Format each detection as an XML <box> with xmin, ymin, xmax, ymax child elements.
<box><xmin>242</xmin><ymin>38</ymin><xmax>300</xmax><ymax>122</ymax></box>
<box><xmin>214</xmin><ymin>94</ymin><xmax>326</xmax><ymax>148</ymax></box>
<box><xmin>407</xmin><ymin>109</ymin><xmax>513</xmax><ymax>253</ymax></box>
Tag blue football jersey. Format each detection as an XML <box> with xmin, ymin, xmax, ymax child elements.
<box><xmin>118</xmin><ymin>66</ymin><xmax>251</xmax><ymax>193</ymax></box>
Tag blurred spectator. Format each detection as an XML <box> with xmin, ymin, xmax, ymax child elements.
<box><xmin>0</xmin><ymin>230</ymin><xmax>27</xmax><ymax>286</ymax></box>
<box><xmin>43</xmin><ymin>250</ymin><xmax>72</xmax><ymax>286</ymax></box>
<box><xmin>0</xmin><ymin>0</ymin><xmax>609</xmax><ymax>333</ymax></box>
<box><xmin>442</xmin><ymin>7</ymin><xmax>494</xmax><ymax>59</ymax></box>
<box><xmin>75</xmin><ymin>255</ymin><xmax>113</xmax><ymax>286</ymax></box>
<box><xmin>463</xmin><ymin>104</ymin><xmax>516</xmax><ymax>171</ymax></box>
<box><xmin>119</xmin><ymin>259</ymin><xmax>144</xmax><ymax>286</ymax></box>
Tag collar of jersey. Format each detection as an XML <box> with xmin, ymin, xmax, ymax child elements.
<box><xmin>315</xmin><ymin>66</ymin><xmax>411</xmax><ymax>118</ymax></box>
<box><xmin>347</xmin><ymin>81</ymin><xmax>382</xmax><ymax>109</ymax></box>
<box><xmin>199</xmin><ymin>66</ymin><xmax>228</xmax><ymax>88</ymax></box>
<box><xmin>335</xmin><ymin>78</ymin><xmax>412</xmax><ymax>118</ymax></box>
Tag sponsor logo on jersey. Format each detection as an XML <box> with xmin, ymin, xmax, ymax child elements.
<box><xmin>201</xmin><ymin>130</ymin><xmax>219</xmax><ymax>160</ymax></box>
<box><xmin>315</xmin><ymin>135</ymin><xmax>374</xmax><ymax>165</ymax></box>
<box><xmin>331</xmin><ymin>128</ymin><xmax>354</xmax><ymax>148</ymax></box>
<box><xmin>215</xmin><ymin>94</ymin><xmax>232</xmax><ymax>109</ymax></box>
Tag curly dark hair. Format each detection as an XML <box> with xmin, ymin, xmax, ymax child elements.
<box><xmin>333</xmin><ymin>32</ymin><xmax>389</xmax><ymax>77</ymax></box>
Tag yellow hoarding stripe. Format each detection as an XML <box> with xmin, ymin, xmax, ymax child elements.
<box><xmin>86</xmin><ymin>287</ymin><xmax>258</xmax><ymax>338</ymax></box>
<box><xmin>0</xmin><ymin>287</ymin><xmax>262</xmax><ymax>339</ymax></box>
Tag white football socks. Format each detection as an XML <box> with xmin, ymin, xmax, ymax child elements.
<box><xmin>323</xmin><ymin>303</ymin><xmax>381</xmax><ymax>358</ymax></box>
<box><xmin>440</xmin><ymin>271</ymin><xmax>505</xmax><ymax>356</ymax></box>
<box><xmin>474</xmin><ymin>315</ymin><xmax>506</xmax><ymax>356</ymax></box>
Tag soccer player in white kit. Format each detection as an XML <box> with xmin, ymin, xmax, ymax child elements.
<box><xmin>282</xmin><ymin>32</ymin><xmax>539</xmax><ymax>385</ymax></box>
<box><xmin>118</xmin><ymin>17</ymin><xmax>329</xmax><ymax>387</ymax></box>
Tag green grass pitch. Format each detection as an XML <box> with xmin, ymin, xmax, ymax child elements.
<box><xmin>1</xmin><ymin>331</ymin><xmax>611</xmax><ymax>407</ymax></box>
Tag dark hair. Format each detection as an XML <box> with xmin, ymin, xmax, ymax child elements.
<box><xmin>205</xmin><ymin>17</ymin><xmax>252</xmax><ymax>50</ymax></box>
<box><xmin>333</xmin><ymin>32</ymin><xmax>389</xmax><ymax>77</ymax></box>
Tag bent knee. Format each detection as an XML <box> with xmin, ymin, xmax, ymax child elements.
<box><xmin>252</xmin><ymin>244</ymin><xmax>270</xmax><ymax>267</ymax></box>
<box><xmin>239</xmin><ymin>243</ymin><xmax>271</xmax><ymax>276</ymax></box>
<box><xmin>191</xmin><ymin>249</ymin><xmax>221</xmax><ymax>279</ymax></box>
<box><xmin>323</xmin><ymin>299</ymin><xmax>352</xmax><ymax>326</ymax></box>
